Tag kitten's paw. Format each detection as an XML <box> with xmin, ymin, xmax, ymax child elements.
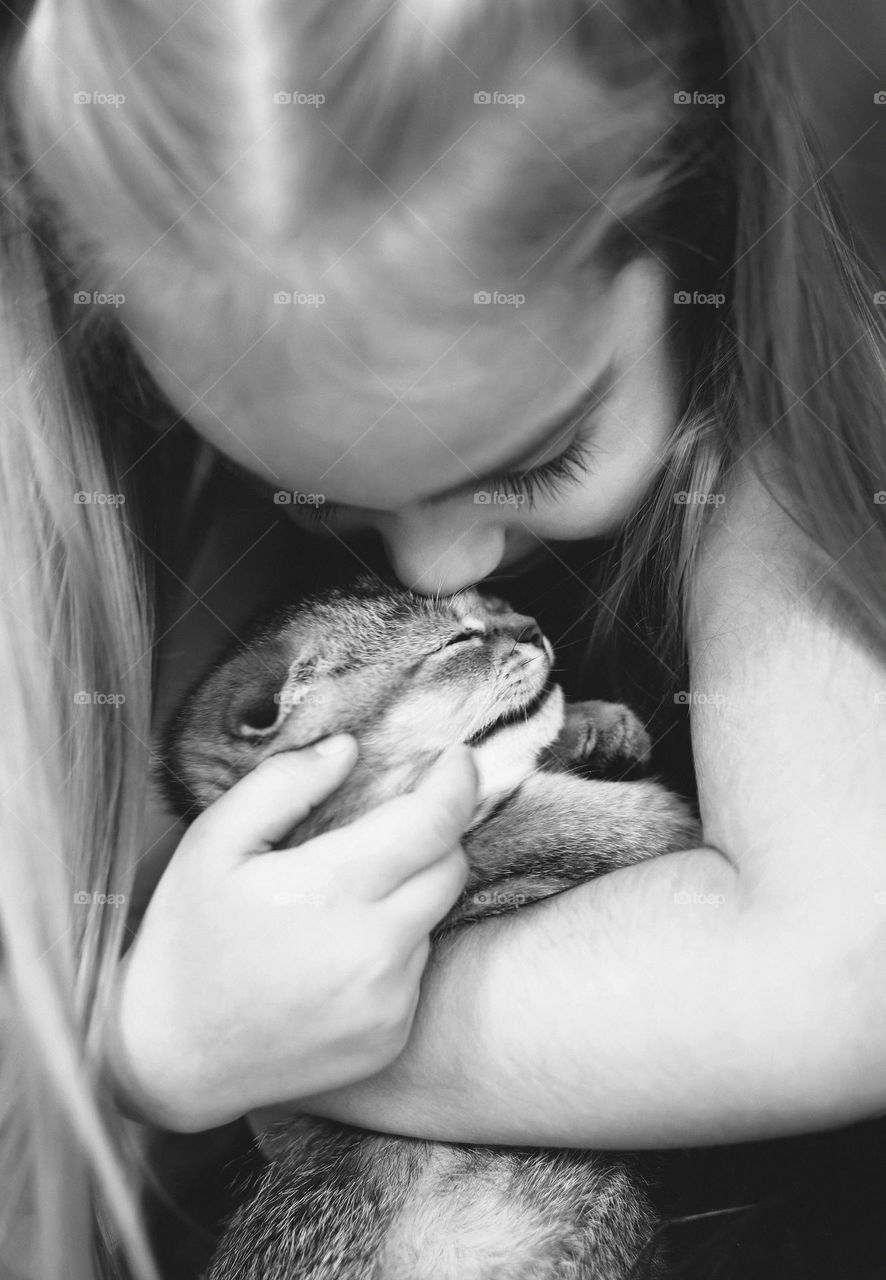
<box><xmin>561</xmin><ymin>701</ymin><xmax>652</xmax><ymax>773</ymax></box>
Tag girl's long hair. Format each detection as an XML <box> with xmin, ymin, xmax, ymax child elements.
<box><xmin>1</xmin><ymin>1</ymin><xmax>884</xmax><ymax>1278</ymax></box>
<box><xmin>0</xmin><ymin>29</ymin><xmax>159</xmax><ymax>1280</ymax></box>
<box><xmin>594</xmin><ymin>0</ymin><xmax>886</xmax><ymax>684</ymax></box>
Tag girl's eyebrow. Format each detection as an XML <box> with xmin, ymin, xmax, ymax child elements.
<box><xmin>422</xmin><ymin>359</ymin><xmax>616</xmax><ymax>508</ymax></box>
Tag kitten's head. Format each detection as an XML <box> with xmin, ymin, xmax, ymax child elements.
<box><xmin>163</xmin><ymin>577</ymin><xmax>564</xmax><ymax>828</ymax></box>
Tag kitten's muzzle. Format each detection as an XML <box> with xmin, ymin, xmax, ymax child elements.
<box><xmin>493</xmin><ymin>614</ymin><xmax>554</xmax><ymax>666</ymax></box>
<box><xmin>502</xmin><ymin>616</ymin><xmax>545</xmax><ymax>650</ymax></box>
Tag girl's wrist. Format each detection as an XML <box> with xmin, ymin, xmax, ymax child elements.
<box><xmin>102</xmin><ymin>958</ymin><xmax>230</xmax><ymax>1133</ymax></box>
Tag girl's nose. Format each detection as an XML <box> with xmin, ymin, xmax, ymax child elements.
<box><xmin>381</xmin><ymin>511</ymin><xmax>507</xmax><ymax>595</ymax></box>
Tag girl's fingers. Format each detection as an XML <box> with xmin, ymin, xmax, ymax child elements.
<box><xmin>185</xmin><ymin>736</ymin><xmax>359</xmax><ymax>864</ymax></box>
<box><xmin>314</xmin><ymin>747</ymin><xmax>478</xmax><ymax>900</ymax></box>
<box><xmin>387</xmin><ymin>844</ymin><xmax>469</xmax><ymax>936</ymax></box>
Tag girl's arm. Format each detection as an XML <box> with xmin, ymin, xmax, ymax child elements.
<box><xmin>277</xmin><ymin>468</ymin><xmax>886</xmax><ymax>1149</ymax></box>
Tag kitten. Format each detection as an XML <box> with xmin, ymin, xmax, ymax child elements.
<box><xmin>161</xmin><ymin>576</ymin><xmax>700</xmax><ymax>1280</ymax></box>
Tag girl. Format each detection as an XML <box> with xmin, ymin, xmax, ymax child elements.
<box><xmin>1</xmin><ymin>0</ymin><xmax>885</xmax><ymax>1277</ymax></box>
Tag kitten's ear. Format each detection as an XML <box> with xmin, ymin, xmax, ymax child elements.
<box><xmin>225</xmin><ymin>669</ymin><xmax>284</xmax><ymax>738</ymax></box>
<box><xmin>220</xmin><ymin>642</ymin><xmax>315</xmax><ymax>740</ymax></box>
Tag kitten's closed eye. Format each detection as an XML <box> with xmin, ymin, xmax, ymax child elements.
<box><xmin>443</xmin><ymin>629</ymin><xmax>485</xmax><ymax>648</ymax></box>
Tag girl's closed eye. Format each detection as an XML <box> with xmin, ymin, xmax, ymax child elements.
<box><xmin>301</xmin><ymin>498</ymin><xmax>342</xmax><ymax>526</ymax></box>
<box><xmin>485</xmin><ymin>421</ymin><xmax>602</xmax><ymax>510</ymax></box>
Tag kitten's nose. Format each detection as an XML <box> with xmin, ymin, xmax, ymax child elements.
<box><xmin>494</xmin><ymin>613</ymin><xmax>545</xmax><ymax>649</ymax></box>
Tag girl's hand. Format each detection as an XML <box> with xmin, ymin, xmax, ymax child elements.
<box><xmin>105</xmin><ymin>738</ymin><xmax>477</xmax><ymax>1132</ymax></box>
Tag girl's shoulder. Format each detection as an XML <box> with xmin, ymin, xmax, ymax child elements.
<box><xmin>685</xmin><ymin>463</ymin><xmax>886</xmax><ymax>877</ymax></box>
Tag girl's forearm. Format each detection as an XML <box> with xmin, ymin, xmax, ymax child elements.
<box><xmin>299</xmin><ymin>846</ymin><xmax>886</xmax><ymax>1148</ymax></box>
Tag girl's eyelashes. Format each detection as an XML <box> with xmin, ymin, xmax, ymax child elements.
<box><xmin>300</xmin><ymin>499</ymin><xmax>340</xmax><ymax>525</ymax></box>
<box><xmin>485</xmin><ymin>426</ymin><xmax>601</xmax><ymax>509</ymax></box>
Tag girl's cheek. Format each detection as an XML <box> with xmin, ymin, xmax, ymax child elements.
<box><xmin>521</xmin><ymin>481</ymin><xmax>652</xmax><ymax>540</ymax></box>
<box><xmin>520</xmin><ymin>490</ymin><xmax>623</xmax><ymax>541</ymax></box>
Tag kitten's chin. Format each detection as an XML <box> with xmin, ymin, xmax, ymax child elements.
<box><xmin>467</xmin><ymin>684</ymin><xmax>565</xmax><ymax>829</ymax></box>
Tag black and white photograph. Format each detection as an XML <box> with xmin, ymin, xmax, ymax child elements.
<box><xmin>1</xmin><ymin>1</ymin><xmax>885</xmax><ymax>1277</ymax></box>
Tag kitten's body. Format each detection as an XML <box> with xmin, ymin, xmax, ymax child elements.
<box><xmin>162</xmin><ymin>578</ymin><xmax>700</xmax><ymax>1279</ymax></box>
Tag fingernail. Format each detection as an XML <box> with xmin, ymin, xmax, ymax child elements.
<box><xmin>314</xmin><ymin>734</ymin><xmax>355</xmax><ymax>757</ymax></box>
